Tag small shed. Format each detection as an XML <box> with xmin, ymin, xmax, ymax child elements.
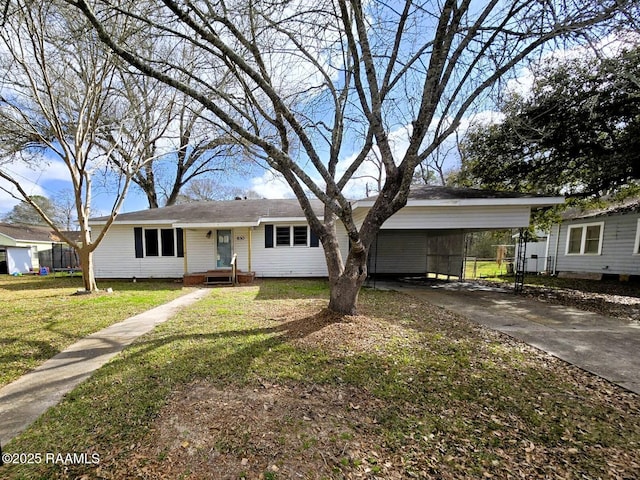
<box><xmin>0</xmin><ymin>246</ymin><xmax>34</xmax><ymax>274</ymax></box>
<box><xmin>513</xmin><ymin>231</ymin><xmax>550</xmax><ymax>274</ymax></box>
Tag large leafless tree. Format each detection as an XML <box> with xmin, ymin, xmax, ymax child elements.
<box><xmin>105</xmin><ymin>65</ymin><xmax>242</xmax><ymax>208</ymax></box>
<box><xmin>66</xmin><ymin>0</ymin><xmax>632</xmax><ymax>313</ymax></box>
<box><xmin>0</xmin><ymin>1</ymin><xmax>149</xmax><ymax>291</ymax></box>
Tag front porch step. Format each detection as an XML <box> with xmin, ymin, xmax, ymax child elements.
<box><xmin>183</xmin><ymin>270</ymin><xmax>234</xmax><ymax>286</ymax></box>
<box><xmin>204</xmin><ymin>269</ymin><xmax>233</xmax><ymax>285</ymax></box>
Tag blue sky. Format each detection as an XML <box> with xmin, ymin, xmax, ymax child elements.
<box><xmin>0</xmin><ymin>158</ymin><xmax>296</xmax><ymax>218</ymax></box>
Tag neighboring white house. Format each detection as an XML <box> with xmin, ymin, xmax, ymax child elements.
<box><xmin>0</xmin><ymin>223</ymin><xmax>70</xmax><ymax>274</ymax></box>
<box><xmin>88</xmin><ymin>187</ymin><xmax>563</xmax><ymax>281</ymax></box>
<box><xmin>545</xmin><ymin>199</ymin><xmax>640</xmax><ymax>279</ymax></box>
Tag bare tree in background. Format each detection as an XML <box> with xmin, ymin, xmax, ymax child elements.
<box><xmin>413</xmin><ymin>133</ymin><xmax>464</xmax><ymax>186</ymax></box>
<box><xmin>177</xmin><ymin>178</ymin><xmax>260</xmax><ymax>203</ymax></box>
<box><xmin>68</xmin><ymin>0</ymin><xmax>632</xmax><ymax>313</ymax></box>
<box><xmin>0</xmin><ymin>1</ymin><xmax>150</xmax><ymax>291</ymax></box>
<box><xmin>52</xmin><ymin>189</ymin><xmax>78</xmax><ymax>231</ymax></box>
<box><xmin>104</xmin><ymin>63</ymin><xmax>243</xmax><ymax>208</ymax></box>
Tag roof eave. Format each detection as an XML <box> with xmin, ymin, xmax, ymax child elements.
<box><xmin>173</xmin><ymin>221</ymin><xmax>260</xmax><ymax>228</ymax></box>
<box><xmin>353</xmin><ymin>196</ymin><xmax>565</xmax><ymax>209</ymax></box>
<box><xmin>93</xmin><ymin>217</ymin><xmax>323</xmax><ymax>228</ymax></box>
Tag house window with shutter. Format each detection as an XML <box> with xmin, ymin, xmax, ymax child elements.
<box><xmin>293</xmin><ymin>226</ymin><xmax>308</xmax><ymax>246</ymax></box>
<box><xmin>161</xmin><ymin>229</ymin><xmax>175</xmax><ymax>256</ymax></box>
<box><xmin>276</xmin><ymin>226</ymin><xmax>291</xmax><ymax>246</ymax></box>
<box><xmin>264</xmin><ymin>224</ymin><xmax>317</xmax><ymax>248</ymax></box>
<box><xmin>134</xmin><ymin>228</ymin><xmax>182</xmax><ymax>257</ymax></box>
<box><xmin>634</xmin><ymin>219</ymin><xmax>640</xmax><ymax>255</ymax></box>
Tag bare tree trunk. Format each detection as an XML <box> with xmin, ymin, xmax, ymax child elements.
<box><xmin>78</xmin><ymin>247</ymin><xmax>97</xmax><ymax>292</ymax></box>
<box><xmin>323</xmin><ymin>230</ymin><xmax>369</xmax><ymax>315</ymax></box>
<box><xmin>328</xmin><ymin>251</ymin><xmax>368</xmax><ymax>315</ymax></box>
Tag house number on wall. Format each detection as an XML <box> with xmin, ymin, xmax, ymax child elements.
<box><xmin>236</xmin><ymin>235</ymin><xmax>246</xmax><ymax>241</ymax></box>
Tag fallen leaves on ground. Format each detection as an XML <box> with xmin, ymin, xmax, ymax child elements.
<box><xmin>104</xmin><ymin>285</ymin><xmax>639</xmax><ymax>480</ymax></box>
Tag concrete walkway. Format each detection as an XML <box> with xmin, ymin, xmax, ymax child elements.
<box><xmin>377</xmin><ymin>281</ymin><xmax>640</xmax><ymax>395</ymax></box>
<box><xmin>0</xmin><ymin>288</ymin><xmax>211</xmax><ymax>444</ymax></box>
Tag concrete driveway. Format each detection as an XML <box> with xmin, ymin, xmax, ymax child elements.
<box><xmin>377</xmin><ymin>281</ymin><xmax>640</xmax><ymax>395</ymax></box>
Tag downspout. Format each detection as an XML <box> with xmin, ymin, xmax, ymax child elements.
<box><xmin>543</xmin><ymin>229</ymin><xmax>550</xmax><ymax>273</ymax></box>
<box><xmin>248</xmin><ymin>227</ymin><xmax>252</xmax><ymax>272</ymax></box>
<box><xmin>183</xmin><ymin>228</ymin><xmax>188</xmax><ymax>274</ymax></box>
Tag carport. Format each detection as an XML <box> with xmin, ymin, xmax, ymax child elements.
<box><xmin>368</xmin><ymin>229</ymin><xmax>466</xmax><ymax>278</ymax></box>
<box><xmin>356</xmin><ymin>187</ymin><xmax>564</xmax><ymax>280</ymax></box>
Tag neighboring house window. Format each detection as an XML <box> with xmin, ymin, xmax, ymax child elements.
<box><xmin>634</xmin><ymin>219</ymin><xmax>640</xmax><ymax>255</ymax></box>
<box><xmin>565</xmin><ymin>222</ymin><xmax>604</xmax><ymax>255</ymax></box>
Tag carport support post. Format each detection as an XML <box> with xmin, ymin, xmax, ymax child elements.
<box><xmin>514</xmin><ymin>228</ymin><xmax>527</xmax><ymax>293</ymax></box>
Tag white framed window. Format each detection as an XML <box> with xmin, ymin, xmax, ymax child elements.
<box><xmin>565</xmin><ymin>221</ymin><xmax>604</xmax><ymax>255</ymax></box>
<box><xmin>274</xmin><ymin>225</ymin><xmax>308</xmax><ymax>247</ymax></box>
<box><xmin>292</xmin><ymin>226</ymin><xmax>308</xmax><ymax>246</ymax></box>
<box><xmin>265</xmin><ymin>224</ymin><xmax>319</xmax><ymax>248</ymax></box>
<box><xmin>134</xmin><ymin>227</ymin><xmax>183</xmax><ymax>258</ymax></box>
<box><xmin>634</xmin><ymin>218</ymin><xmax>640</xmax><ymax>255</ymax></box>
<box><xmin>275</xmin><ymin>226</ymin><xmax>291</xmax><ymax>246</ymax></box>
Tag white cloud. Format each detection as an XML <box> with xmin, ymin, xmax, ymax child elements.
<box><xmin>506</xmin><ymin>33</ymin><xmax>640</xmax><ymax>98</ymax></box>
<box><xmin>249</xmin><ymin>169</ymin><xmax>296</xmax><ymax>199</ymax></box>
<box><xmin>458</xmin><ymin>109</ymin><xmax>505</xmax><ymax>130</ymax></box>
<box><xmin>0</xmin><ymin>156</ymin><xmax>71</xmax><ymax>215</ymax></box>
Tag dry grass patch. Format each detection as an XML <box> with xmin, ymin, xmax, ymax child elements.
<box><xmin>115</xmin><ymin>381</ymin><xmax>389</xmax><ymax>479</ymax></box>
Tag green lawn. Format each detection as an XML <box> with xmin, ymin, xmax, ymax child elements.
<box><xmin>0</xmin><ymin>274</ymin><xmax>190</xmax><ymax>388</ymax></box>
<box><xmin>464</xmin><ymin>258</ymin><xmax>513</xmax><ymax>279</ymax></box>
<box><xmin>2</xmin><ymin>279</ymin><xmax>638</xmax><ymax>479</ymax></box>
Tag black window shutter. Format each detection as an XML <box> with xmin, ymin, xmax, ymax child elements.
<box><xmin>176</xmin><ymin>228</ymin><xmax>184</xmax><ymax>258</ymax></box>
<box><xmin>134</xmin><ymin>227</ymin><xmax>143</xmax><ymax>258</ymax></box>
<box><xmin>265</xmin><ymin>224</ymin><xmax>274</xmax><ymax>248</ymax></box>
<box><xmin>310</xmin><ymin>228</ymin><xmax>319</xmax><ymax>247</ymax></box>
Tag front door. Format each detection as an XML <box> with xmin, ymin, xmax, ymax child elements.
<box><xmin>216</xmin><ymin>230</ymin><xmax>232</xmax><ymax>268</ymax></box>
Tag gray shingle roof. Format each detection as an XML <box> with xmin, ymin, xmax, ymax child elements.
<box><xmin>0</xmin><ymin>223</ymin><xmax>73</xmax><ymax>243</ymax></box>
<box><xmin>562</xmin><ymin>198</ymin><xmax>640</xmax><ymax>220</ymax></box>
<box><xmin>92</xmin><ymin>187</ymin><xmax>562</xmax><ymax>225</ymax></box>
<box><xmin>365</xmin><ymin>185</ymin><xmax>543</xmax><ymax>201</ymax></box>
<box><xmin>92</xmin><ymin>198</ymin><xmax>325</xmax><ymax>224</ymax></box>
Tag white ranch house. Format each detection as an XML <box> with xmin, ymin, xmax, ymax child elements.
<box><xmin>89</xmin><ymin>187</ymin><xmax>563</xmax><ymax>283</ymax></box>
